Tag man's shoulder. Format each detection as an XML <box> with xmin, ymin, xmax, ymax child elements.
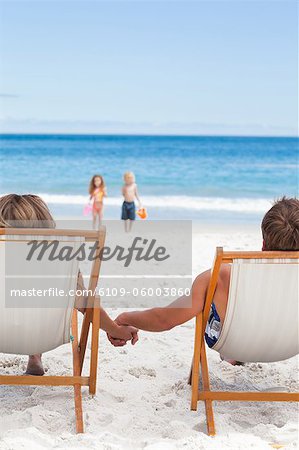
<box><xmin>219</xmin><ymin>264</ymin><xmax>231</xmax><ymax>287</ymax></box>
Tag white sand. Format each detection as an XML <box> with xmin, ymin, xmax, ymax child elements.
<box><xmin>0</xmin><ymin>225</ymin><xmax>298</xmax><ymax>449</ymax></box>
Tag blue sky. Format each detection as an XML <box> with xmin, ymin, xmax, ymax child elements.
<box><xmin>0</xmin><ymin>0</ymin><xmax>297</xmax><ymax>136</ymax></box>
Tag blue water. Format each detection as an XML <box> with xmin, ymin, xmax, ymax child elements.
<box><xmin>0</xmin><ymin>134</ymin><xmax>298</xmax><ymax>221</ymax></box>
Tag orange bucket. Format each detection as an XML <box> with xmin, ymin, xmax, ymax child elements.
<box><xmin>137</xmin><ymin>207</ymin><xmax>147</xmax><ymax>219</ymax></box>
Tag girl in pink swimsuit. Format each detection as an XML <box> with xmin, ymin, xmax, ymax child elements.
<box><xmin>89</xmin><ymin>174</ymin><xmax>107</xmax><ymax>229</ymax></box>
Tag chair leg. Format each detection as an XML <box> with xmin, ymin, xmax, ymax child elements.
<box><xmin>188</xmin><ymin>357</ymin><xmax>193</xmax><ymax>385</ymax></box>
<box><xmin>79</xmin><ymin>310</ymin><xmax>92</xmax><ymax>373</ymax></box>
<box><xmin>203</xmin><ymin>393</ymin><xmax>215</xmax><ymax>436</ymax></box>
<box><xmin>191</xmin><ymin>314</ymin><xmax>203</xmax><ymax>411</ymax></box>
<box><xmin>74</xmin><ymin>385</ymin><xmax>84</xmax><ymax>433</ymax></box>
<box><xmin>89</xmin><ymin>297</ymin><xmax>100</xmax><ymax>396</ymax></box>
<box><xmin>200</xmin><ymin>343</ymin><xmax>216</xmax><ymax>436</ymax></box>
<box><xmin>72</xmin><ymin>310</ymin><xmax>84</xmax><ymax>433</ymax></box>
<box><xmin>192</xmin><ymin>248</ymin><xmax>221</xmax><ymax>434</ymax></box>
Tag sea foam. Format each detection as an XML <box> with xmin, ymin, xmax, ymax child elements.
<box><xmin>32</xmin><ymin>193</ymin><xmax>271</xmax><ymax>213</ymax></box>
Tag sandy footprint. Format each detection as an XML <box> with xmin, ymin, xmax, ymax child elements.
<box><xmin>128</xmin><ymin>367</ymin><xmax>157</xmax><ymax>379</ymax></box>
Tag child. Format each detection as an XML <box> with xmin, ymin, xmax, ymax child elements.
<box><xmin>121</xmin><ymin>171</ymin><xmax>142</xmax><ymax>232</ymax></box>
<box><xmin>89</xmin><ymin>175</ymin><xmax>107</xmax><ymax>229</ymax></box>
<box><xmin>111</xmin><ymin>197</ymin><xmax>299</xmax><ymax>364</ymax></box>
<box><xmin>0</xmin><ymin>194</ymin><xmax>138</xmax><ymax>376</ymax></box>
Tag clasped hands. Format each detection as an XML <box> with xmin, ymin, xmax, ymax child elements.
<box><xmin>107</xmin><ymin>313</ymin><xmax>137</xmax><ymax>347</ymax></box>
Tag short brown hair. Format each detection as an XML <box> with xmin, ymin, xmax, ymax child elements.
<box><xmin>0</xmin><ymin>194</ymin><xmax>55</xmax><ymax>228</ymax></box>
<box><xmin>261</xmin><ymin>197</ymin><xmax>299</xmax><ymax>251</ymax></box>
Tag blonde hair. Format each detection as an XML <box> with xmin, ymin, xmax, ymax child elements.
<box><xmin>261</xmin><ymin>197</ymin><xmax>299</xmax><ymax>251</ymax></box>
<box><xmin>0</xmin><ymin>194</ymin><xmax>55</xmax><ymax>228</ymax></box>
<box><xmin>89</xmin><ymin>174</ymin><xmax>106</xmax><ymax>195</ymax></box>
<box><xmin>123</xmin><ymin>171</ymin><xmax>135</xmax><ymax>182</ymax></box>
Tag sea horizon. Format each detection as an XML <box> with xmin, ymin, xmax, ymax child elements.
<box><xmin>1</xmin><ymin>132</ymin><xmax>298</xmax><ymax>139</ymax></box>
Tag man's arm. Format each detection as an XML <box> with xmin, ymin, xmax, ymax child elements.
<box><xmin>116</xmin><ymin>270</ymin><xmax>211</xmax><ymax>331</ymax></box>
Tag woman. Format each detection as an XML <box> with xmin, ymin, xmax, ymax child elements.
<box><xmin>0</xmin><ymin>194</ymin><xmax>138</xmax><ymax>375</ymax></box>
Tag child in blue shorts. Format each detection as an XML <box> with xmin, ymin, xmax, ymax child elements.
<box><xmin>121</xmin><ymin>172</ymin><xmax>142</xmax><ymax>232</ymax></box>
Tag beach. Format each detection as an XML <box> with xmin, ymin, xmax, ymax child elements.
<box><xmin>1</xmin><ymin>0</ymin><xmax>297</xmax><ymax>446</ymax></box>
<box><xmin>0</xmin><ymin>134</ymin><xmax>298</xmax><ymax>448</ymax></box>
<box><xmin>0</xmin><ymin>224</ymin><xmax>298</xmax><ymax>450</ymax></box>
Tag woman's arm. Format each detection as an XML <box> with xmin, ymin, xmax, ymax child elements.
<box><xmin>100</xmin><ymin>307</ymin><xmax>138</xmax><ymax>344</ymax></box>
<box><xmin>75</xmin><ymin>272</ymin><xmax>138</xmax><ymax>344</ymax></box>
<box><xmin>115</xmin><ymin>270</ymin><xmax>211</xmax><ymax>331</ymax></box>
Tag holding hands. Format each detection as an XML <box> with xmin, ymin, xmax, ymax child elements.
<box><xmin>98</xmin><ymin>307</ymin><xmax>138</xmax><ymax>347</ymax></box>
<box><xmin>107</xmin><ymin>322</ymin><xmax>139</xmax><ymax>347</ymax></box>
<box><xmin>107</xmin><ymin>312</ymin><xmax>138</xmax><ymax>347</ymax></box>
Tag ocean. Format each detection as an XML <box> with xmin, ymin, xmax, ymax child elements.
<box><xmin>0</xmin><ymin>134</ymin><xmax>298</xmax><ymax>223</ymax></box>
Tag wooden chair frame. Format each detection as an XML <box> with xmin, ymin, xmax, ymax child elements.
<box><xmin>189</xmin><ymin>247</ymin><xmax>299</xmax><ymax>436</ymax></box>
<box><xmin>0</xmin><ymin>226</ymin><xmax>106</xmax><ymax>433</ymax></box>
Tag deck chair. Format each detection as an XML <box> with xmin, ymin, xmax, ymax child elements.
<box><xmin>0</xmin><ymin>226</ymin><xmax>106</xmax><ymax>433</ymax></box>
<box><xmin>189</xmin><ymin>247</ymin><xmax>299</xmax><ymax>436</ymax></box>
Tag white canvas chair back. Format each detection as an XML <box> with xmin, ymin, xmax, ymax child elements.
<box><xmin>190</xmin><ymin>249</ymin><xmax>299</xmax><ymax>437</ymax></box>
<box><xmin>213</xmin><ymin>258</ymin><xmax>299</xmax><ymax>362</ymax></box>
<box><xmin>0</xmin><ymin>234</ymin><xmax>84</xmax><ymax>355</ymax></box>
